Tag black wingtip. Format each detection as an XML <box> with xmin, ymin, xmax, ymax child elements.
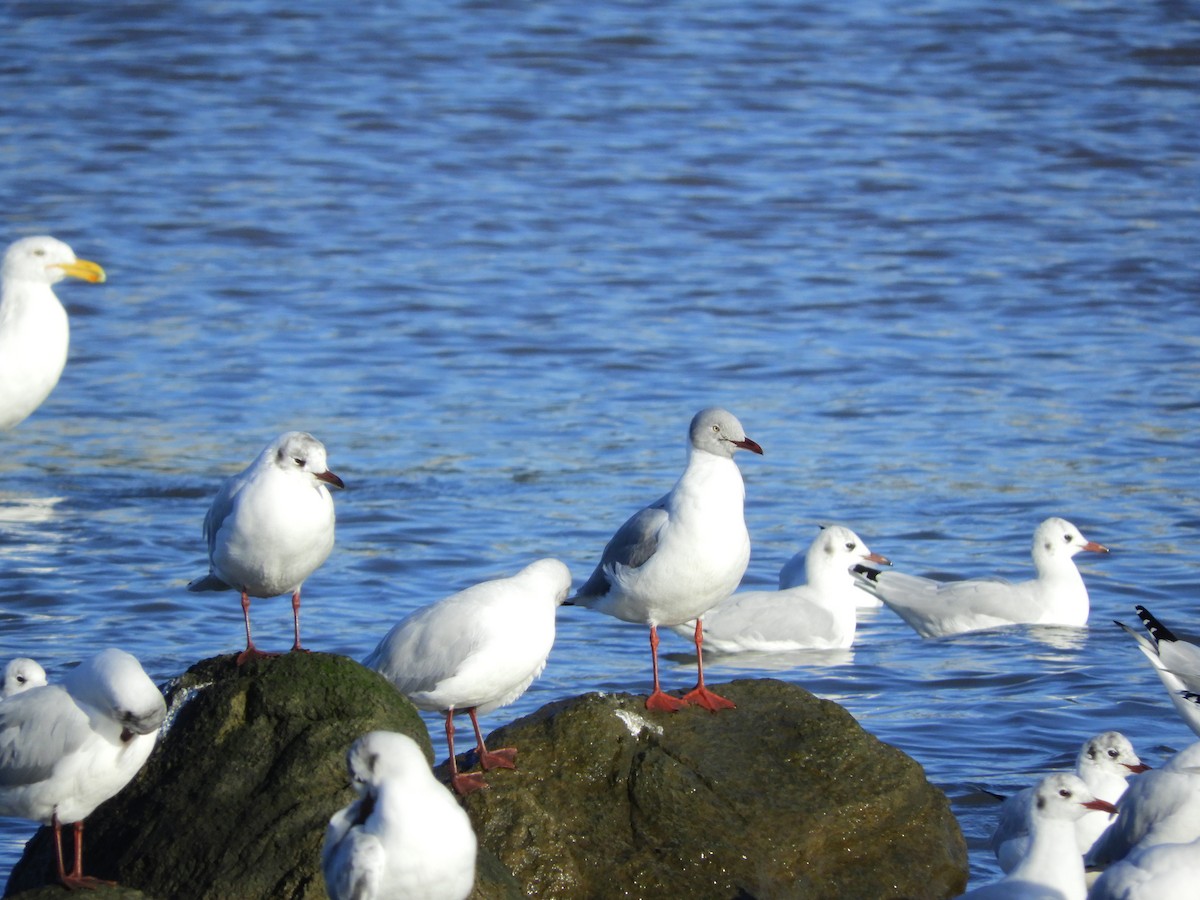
<box><xmin>1135</xmin><ymin>605</ymin><xmax>1178</xmax><ymax>644</ymax></box>
<box><xmin>851</xmin><ymin>563</ymin><xmax>882</xmax><ymax>583</ymax></box>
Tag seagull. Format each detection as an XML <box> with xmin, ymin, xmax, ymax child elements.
<box><xmin>570</xmin><ymin>407</ymin><xmax>762</xmax><ymax>713</ymax></box>
<box><xmin>960</xmin><ymin>773</ymin><xmax>1117</xmax><ymax>900</ymax></box>
<box><xmin>1115</xmin><ymin>605</ymin><xmax>1200</xmax><ymax>737</ymax></box>
<box><xmin>778</xmin><ymin>525</ymin><xmax>887</xmax><ymax>608</ymax></box>
<box><xmin>0</xmin><ymin>648</ymin><xmax>166</xmax><ymax>889</ymax></box>
<box><xmin>668</xmin><ymin>524</ymin><xmax>889</xmax><ymax>653</ymax></box>
<box><xmin>2</xmin><ymin>658</ymin><xmax>47</xmax><ymax>698</ymax></box>
<box><xmin>188</xmin><ymin>431</ymin><xmax>343</xmax><ymax>665</ymax></box>
<box><xmin>364</xmin><ymin>558</ymin><xmax>571</xmax><ymax>795</ymax></box>
<box><xmin>0</xmin><ymin>235</ymin><xmax>106</xmax><ymax>430</ymax></box>
<box><xmin>1087</xmin><ymin>741</ymin><xmax>1200</xmax><ymax>868</ymax></box>
<box><xmin>852</xmin><ymin>517</ymin><xmax>1108</xmax><ymax>638</ymax></box>
<box><xmin>990</xmin><ymin>731</ymin><xmax>1147</xmax><ymax>871</ymax></box>
<box><xmin>1089</xmin><ymin>835</ymin><xmax>1200</xmax><ymax>900</ymax></box>
<box><xmin>322</xmin><ymin>731</ymin><xmax>477</xmax><ymax>900</ymax></box>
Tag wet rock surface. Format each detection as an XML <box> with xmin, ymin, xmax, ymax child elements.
<box><xmin>6</xmin><ymin>659</ymin><xmax>966</xmax><ymax>899</ymax></box>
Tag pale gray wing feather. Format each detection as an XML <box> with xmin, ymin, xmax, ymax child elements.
<box><xmin>576</xmin><ymin>496</ymin><xmax>669</xmax><ymax>600</ymax></box>
<box><xmin>988</xmin><ymin>787</ymin><xmax>1034</xmax><ymax>871</ymax></box>
<box><xmin>363</xmin><ymin>594</ymin><xmax>488</xmax><ymax>697</ymax></box>
<box><xmin>323</xmin><ymin>810</ymin><xmax>384</xmax><ymax>900</ymax></box>
<box><xmin>0</xmin><ymin>687</ymin><xmax>90</xmax><ymax>788</ymax></box>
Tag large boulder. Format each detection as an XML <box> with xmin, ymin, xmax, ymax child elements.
<box><xmin>5</xmin><ymin>659</ymin><xmax>966</xmax><ymax>899</ymax></box>
<box><xmin>454</xmin><ymin>679</ymin><xmax>968</xmax><ymax>899</ymax></box>
<box><xmin>5</xmin><ymin>652</ymin><xmax>449</xmax><ymax>899</ymax></box>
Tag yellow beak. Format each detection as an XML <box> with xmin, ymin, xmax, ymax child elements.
<box><xmin>52</xmin><ymin>258</ymin><xmax>106</xmax><ymax>284</ymax></box>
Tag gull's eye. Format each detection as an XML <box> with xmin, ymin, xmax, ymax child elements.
<box><xmin>845</xmin><ymin>542</ymin><xmax>856</xmax><ymax>552</ymax></box>
<box><xmin>293</xmin><ymin>457</ymin><xmax>305</xmax><ymax>467</ymax></box>
<box><xmin>33</xmin><ymin>248</ymin><xmax>45</xmax><ymax>257</ymax></box>
<box><xmin>16</xmin><ymin>675</ymin><xmax>27</xmax><ymax>684</ymax></box>
<box><xmin>1063</xmin><ymin>533</ymin><xmax>1074</xmax><ymax>543</ymax></box>
<box><xmin>711</xmin><ymin>424</ymin><xmax>721</xmax><ymax>434</ymax></box>
<box><xmin>1107</xmin><ymin>749</ymin><xmax>1119</xmax><ymax>758</ymax></box>
<box><xmin>1058</xmin><ymin>788</ymin><xmax>1073</xmax><ymax>799</ymax></box>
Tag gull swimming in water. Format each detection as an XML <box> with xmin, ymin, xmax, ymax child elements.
<box><xmin>669</xmin><ymin>524</ymin><xmax>890</xmax><ymax>653</ymax></box>
<box><xmin>777</xmin><ymin>525</ymin><xmax>887</xmax><ymax>608</ymax></box>
<box><xmin>989</xmin><ymin>731</ymin><xmax>1147</xmax><ymax>871</ymax></box>
<box><xmin>960</xmin><ymin>773</ymin><xmax>1116</xmax><ymax>900</ymax></box>
<box><xmin>853</xmin><ymin>517</ymin><xmax>1108</xmax><ymax>638</ymax></box>
<box><xmin>571</xmin><ymin>407</ymin><xmax>763</xmax><ymax>713</ymax></box>
<box><xmin>2</xmin><ymin>658</ymin><xmax>47</xmax><ymax>698</ymax></box>
<box><xmin>188</xmin><ymin>431</ymin><xmax>343</xmax><ymax>665</ymax></box>
<box><xmin>1116</xmin><ymin>605</ymin><xmax>1200</xmax><ymax>738</ymax></box>
<box><xmin>0</xmin><ymin>648</ymin><xmax>166</xmax><ymax>889</ymax></box>
<box><xmin>323</xmin><ymin>731</ymin><xmax>477</xmax><ymax>900</ymax></box>
<box><xmin>0</xmin><ymin>235</ymin><xmax>106</xmax><ymax>430</ymax></box>
<box><xmin>364</xmin><ymin>558</ymin><xmax>571</xmax><ymax>795</ymax></box>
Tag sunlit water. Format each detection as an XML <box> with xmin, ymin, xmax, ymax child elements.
<box><xmin>2</xmin><ymin>0</ymin><xmax>1198</xmax><ymax>892</ymax></box>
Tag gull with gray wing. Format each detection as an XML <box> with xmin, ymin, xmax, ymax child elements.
<box><xmin>571</xmin><ymin>407</ymin><xmax>763</xmax><ymax>712</ymax></box>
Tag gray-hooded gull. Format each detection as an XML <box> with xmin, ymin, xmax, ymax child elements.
<box><xmin>571</xmin><ymin>407</ymin><xmax>763</xmax><ymax>713</ymax></box>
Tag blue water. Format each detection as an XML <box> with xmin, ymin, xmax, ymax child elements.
<box><xmin>2</xmin><ymin>0</ymin><xmax>1198</xmax><ymax>892</ymax></box>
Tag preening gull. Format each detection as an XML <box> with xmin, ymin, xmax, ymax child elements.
<box><xmin>188</xmin><ymin>431</ymin><xmax>343</xmax><ymax>665</ymax></box>
<box><xmin>0</xmin><ymin>648</ymin><xmax>166</xmax><ymax>889</ymax></box>
<box><xmin>322</xmin><ymin>731</ymin><xmax>477</xmax><ymax>900</ymax></box>
<box><xmin>853</xmin><ymin>517</ymin><xmax>1108</xmax><ymax>638</ymax></box>
<box><xmin>669</xmin><ymin>524</ymin><xmax>889</xmax><ymax>653</ymax></box>
<box><xmin>0</xmin><ymin>235</ymin><xmax>106</xmax><ymax>430</ymax></box>
<box><xmin>571</xmin><ymin>407</ymin><xmax>763</xmax><ymax>712</ymax></box>
<box><xmin>364</xmin><ymin>558</ymin><xmax>571</xmax><ymax>795</ymax></box>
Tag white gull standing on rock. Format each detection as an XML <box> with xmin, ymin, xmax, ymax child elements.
<box><xmin>2</xmin><ymin>658</ymin><xmax>47</xmax><ymax>698</ymax></box>
<box><xmin>1116</xmin><ymin>605</ymin><xmax>1200</xmax><ymax>738</ymax></box>
<box><xmin>669</xmin><ymin>524</ymin><xmax>889</xmax><ymax>653</ymax></box>
<box><xmin>570</xmin><ymin>407</ymin><xmax>763</xmax><ymax>713</ymax></box>
<box><xmin>961</xmin><ymin>774</ymin><xmax>1117</xmax><ymax>900</ymax></box>
<box><xmin>322</xmin><ymin>731</ymin><xmax>477</xmax><ymax>900</ymax></box>
<box><xmin>0</xmin><ymin>648</ymin><xmax>166</xmax><ymax>889</ymax></box>
<box><xmin>188</xmin><ymin>431</ymin><xmax>343</xmax><ymax>665</ymax></box>
<box><xmin>853</xmin><ymin>517</ymin><xmax>1108</xmax><ymax>638</ymax></box>
<box><xmin>0</xmin><ymin>235</ymin><xmax>106</xmax><ymax>430</ymax></box>
<box><xmin>990</xmin><ymin>731</ymin><xmax>1147</xmax><ymax>872</ymax></box>
<box><xmin>364</xmin><ymin>558</ymin><xmax>571</xmax><ymax>795</ymax></box>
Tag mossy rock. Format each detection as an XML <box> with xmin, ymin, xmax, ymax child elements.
<box><xmin>6</xmin><ymin>652</ymin><xmax>429</xmax><ymax>899</ymax></box>
<box><xmin>454</xmin><ymin>679</ymin><xmax>968</xmax><ymax>900</ymax></box>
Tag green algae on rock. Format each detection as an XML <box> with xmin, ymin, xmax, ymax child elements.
<box><xmin>453</xmin><ymin>679</ymin><xmax>969</xmax><ymax>900</ymax></box>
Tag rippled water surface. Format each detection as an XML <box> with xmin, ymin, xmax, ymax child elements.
<box><xmin>2</xmin><ymin>0</ymin><xmax>1199</xmax><ymax>892</ymax></box>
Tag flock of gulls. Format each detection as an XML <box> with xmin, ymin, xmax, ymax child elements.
<box><xmin>0</xmin><ymin>234</ymin><xmax>1197</xmax><ymax>899</ymax></box>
